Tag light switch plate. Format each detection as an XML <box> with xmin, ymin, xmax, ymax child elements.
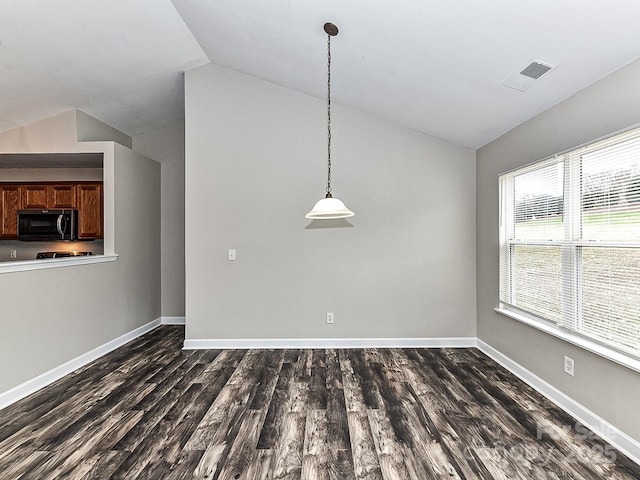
<box><xmin>564</xmin><ymin>356</ymin><xmax>574</xmax><ymax>376</ymax></box>
<box><xmin>228</xmin><ymin>249</ymin><xmax>236</xmax><ymax>261</ymax></box>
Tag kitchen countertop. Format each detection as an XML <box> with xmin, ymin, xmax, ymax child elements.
<box><xmin>0</xmin><ymin>254</ymin><xmax>118</xmax><ymax>274</ymax></box>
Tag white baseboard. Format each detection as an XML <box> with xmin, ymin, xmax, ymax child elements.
<box><xmin>182</xmin><ymin>337</ymin><xmax>476</xmax><ymax>350</ymax></box>
<box><xmin>477</xmin><ymin>339</ymin><xmax>640</xmax><ymax>466</ymax></box>
<box><xmin>161</xmin><ymin>316</ymin><xmax>186</xmax><ymax>325</ymax></box>
<box><xmin>0</xmin><ymin>317</ymin><xmax>162</xmax><ymax>410</ymax></box>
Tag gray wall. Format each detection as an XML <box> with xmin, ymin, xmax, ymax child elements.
<box><xmin>133</xmin><ymin>121</ymin><xmax>186</xmax><ymax>317</ymax></box>
<box><xmin>0</xmin><ymin>116</ymin><xmax>161</xmax><ymax>394</ymax></box>
<box><xmin>477</xmin><ymin>58</ymin><xmax>640</xmax><ymax>442</ymax></box>
<box><xmin>185</xmin><ymin>64</ymin><xmax>476</xmax><ymax>340</ymax></box>
<box><xmin>0</xmin><ymin>168</ymin><xmax>103</xmax><ymax>182</ymax></box>
<box><xmin>76</xmin><ymin>110</ymin><xmax>132</xmax><ymax>149</ymax></box>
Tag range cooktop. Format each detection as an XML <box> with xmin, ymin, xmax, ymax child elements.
<box><xmin>36</xmin><ymin>251</ymin><xmax>93</xmax><ymax>259</ymax></box>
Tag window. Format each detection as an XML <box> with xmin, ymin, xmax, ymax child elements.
<box><xmin>499</xmin><ymin>127</ymin><xmax>640</xmax><ymax>359</ymax></box>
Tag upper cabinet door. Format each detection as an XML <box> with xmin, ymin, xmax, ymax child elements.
<box><xmin>22</xmin><ymin>185</ymin><xmax>49</xmax><ymax>209</ymax></box>
<box><xmin>77</xmin><ymin>184</ymin><xmax>103</xmax><ymax>239</ymax></box>
<box><xmin>0</xmin><ymin>186</ymin><xmax>21</xmax><ymax>238</ymax></box>
<box><xmin>51</xmin><ymin>185</ymin><xmax>77</xmax><ymax>208</ymax></box>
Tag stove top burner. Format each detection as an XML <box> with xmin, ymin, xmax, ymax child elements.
<box><xmin>36</xmin><ymin>251</ymin><xmax>93</xmax><ymax>259</ymax></box>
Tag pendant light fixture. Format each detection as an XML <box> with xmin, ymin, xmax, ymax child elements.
<box><xmin>305</xmin><ymin>22</ymin><xmax>355</xmax><ymax>220</ymax></box>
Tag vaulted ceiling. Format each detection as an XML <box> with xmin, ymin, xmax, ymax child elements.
<box><xmin>2</xmin><ymin>1</ymin><xmax>640</xmax><ymax>149</ymax></box>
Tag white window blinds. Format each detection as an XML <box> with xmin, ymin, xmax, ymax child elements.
<box><xmin>499</xmin><ymin>127</ymin><xmax>640</xmax><ymax>358</ymax></box>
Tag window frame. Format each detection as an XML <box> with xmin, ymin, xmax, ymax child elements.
<box><xmin>498</xmin><ymin>127</ymin><xmax>640</xmax><ymax>371</ymax></box>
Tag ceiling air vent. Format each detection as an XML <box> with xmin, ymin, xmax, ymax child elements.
<box><xmin>520</xmin><ymin>61</ymin><xmax>553</xmax><ymax>79</ymax></box>
<box><xmin>503</xmin><ymin>59</ymin><xmax>556</xmax><ymax>92</ymax></box>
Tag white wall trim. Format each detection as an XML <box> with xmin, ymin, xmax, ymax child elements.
<box><xmin>477</xmin><ymin>339</ymin><xmax>640</xmax><ymax>466</ymax></box>
<box><xmin>161</xmin><ymin>316</ymin><xmax>186</xmax><ymax>325</ymax></box>
<box><xmin>0</xmin><ymin>317</ymin><xmax>161</xmax><ymax>410</ymax></box>
<box><xmin>182</xmin><ymin>337</ymin><xmax>477</xmax><ymax>350</ymax></box>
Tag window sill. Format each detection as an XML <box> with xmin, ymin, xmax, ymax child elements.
<box><xmin>495</xmin><ymin>305</ymin><xmax>640</xmax><ymax>374</ymax></box>
<box><xmin>0</xmin><ymin>254</ymin><xmax>118</xmax><ymax>274</ymax></box>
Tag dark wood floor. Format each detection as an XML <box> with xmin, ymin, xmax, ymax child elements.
<box><xmin>1</xmin><ymin>327</ymin><xmax>639</xmax><ymax>479</ymax></box>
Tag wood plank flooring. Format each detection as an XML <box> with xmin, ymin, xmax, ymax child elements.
<box><xmin>1</xmin><ymin>326</ymin><xmax>639</xmax><ymax>479</ymax></box>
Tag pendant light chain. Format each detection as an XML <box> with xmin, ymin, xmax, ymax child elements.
<box><xmin>326</xmin><ymin>32</ymin><xmax>332</xmax><ymax>197</ymax></box>
<box><xmin>304</xmin><ymin>22</ymin><xmax>354</xmax><ymax>220</ymax></box>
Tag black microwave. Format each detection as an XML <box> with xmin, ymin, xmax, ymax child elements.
<box><xmin>17</xmin><ymin>209</ymin><xmax>78</xmax><ymax>241</ymax></box>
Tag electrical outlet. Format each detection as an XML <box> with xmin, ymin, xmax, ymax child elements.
<box><xmin>564</xmin><ymin>356</ymin><xmax>575</xmax><ymax>376</ymax></box>
<box><xmin>326</xmin><ymin>312</ymin><xmax>334</xmax><ymax>324</ymax></box>
<box><xmin>10</xmin><ymin>249</ymin><xmax>17</xmax><ymax>259</ymax></box>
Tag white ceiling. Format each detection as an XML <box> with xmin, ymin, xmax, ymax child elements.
<box><xmin>0</xmin><ymin>0</ymin><xmax>207</xmax><ymax>136</ymax></box>
<box><xmin>2</xmin><ymin>1</ymin><xmax>640</xmax><ymax>149</ymax></box>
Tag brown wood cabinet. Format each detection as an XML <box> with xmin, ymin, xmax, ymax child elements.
<box><xmin>22</xmin><ymin>185</ymin><xmax>49</xmax><ymax>209</ymax></box>
<box><xmin>77</xmin><ymin>184</ymin><xmax>102</xmax><ymax>239</ymax></box>
<box><xmin>51</xmin><ymin>185</ymin><xmax>77</xmax><ymax>208</ymax></box>
<box><xmin>0</xmin><ymin>182</ymin><xmax>102</xmax><ymax>240</ymax></box>
<box><xmin>0</xmin><ymin>185</ymin><xmax>21</xmax><ymax>238</ymax></box>
<box><xmin>21</xmin><ymin>184</ymin><xmax>78</xmax><ymax>209</ymax></box>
